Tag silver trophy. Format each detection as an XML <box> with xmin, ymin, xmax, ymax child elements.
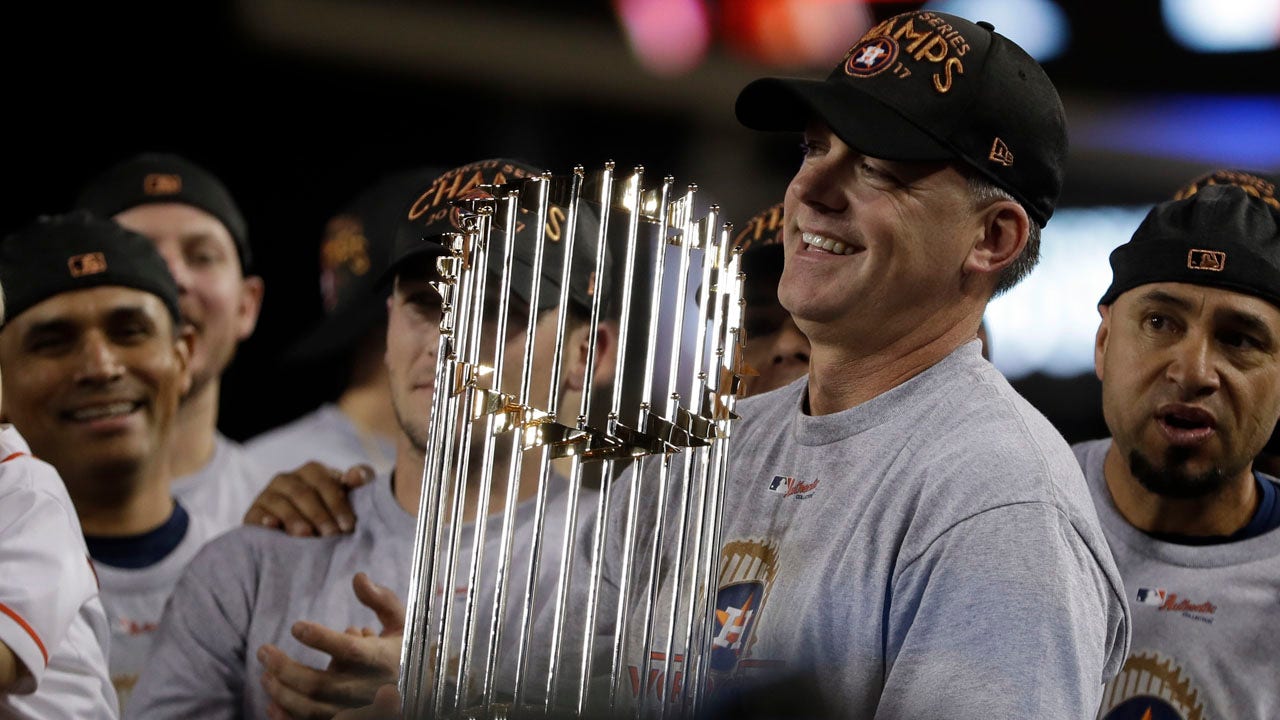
<box><xmin>397</xmin><ymin>163</ymin><xmax>747</xmax><ymax>719</ymax></box>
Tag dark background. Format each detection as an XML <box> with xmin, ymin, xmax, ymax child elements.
<box><xmin>3</xmin><ymin>0</ymin><xmax>1277</xmax><ymax>444</ymax></box>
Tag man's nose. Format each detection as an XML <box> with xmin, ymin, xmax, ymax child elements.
<box><xmin>1166</xmin><ymin>334</ymin><xmax>1220</xmax><ymax>398</ymax></box>
<box><xmin>75</xmin><ymin>333</ymin><xmax>126</xmax><ymax>385</ymax></box>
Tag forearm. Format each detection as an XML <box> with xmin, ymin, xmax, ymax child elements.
<box><xmin>0</xmin><ymin>640</ymin><xmax>27</xmax><ymax>693</ymax></box>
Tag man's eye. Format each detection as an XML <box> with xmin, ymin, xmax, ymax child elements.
<box><xmin>1219</xmin><ymin>330</ymin><xmax>1261</xmax><ymax>350</ymax></box>
<box><xmin>860</xmin><ymin>161</ymin><xmax>895</xmax><ymax>182</ymax></box>
<box><xmin>27</xmin><ymin>335</ymin><xmax>69</xmax><ymax>353</ymax></box>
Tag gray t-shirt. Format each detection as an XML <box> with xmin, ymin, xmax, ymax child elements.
<box><xmin>594</xmin><ymin>341</ymin><xmax>1130</xmax><ymax>718</ymax></box>
<box><xmin>1074</xmin><ymin>438</ymin><xmax>1280</xmax><ymax>720</ymax></box>
<box><xmin>93</xmin><ymin>508</ymin><xmax>221</xmax><ymax>712</ymax></box>
<box><xmin>244</xmin><ymin>403</ymin><xmax>396</xmax><ymax>478</ymax></box>
<box><xmin>125</xmin><ymin>470</ymin><xmax>595</xmax><ymax>719</ymax></box>
<box><xmin>170</xmin><ymin>433</ymin><xmax>270</xmax><ymax>535</ymax></box>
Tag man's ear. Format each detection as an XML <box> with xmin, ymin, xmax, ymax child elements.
<box><xmin>235</xmin><ymin>275</ymin><xmax>265</xmax><ymax>341</ymax></box>
<box><xmin>562</xmin><ymin>319</ymin><xmax>618</xmax><ymax>393</ymax></box>
<box><xmin>175</xmin><ymin>323</ymin><xmax>197</xmax><ymax>397</ymax></box>
<box><xmin>1094</xmin><ymin>305</ymin><xmax>1111</xmax><ymax>382</ymax></box>
<box><xmin>964</xmin><ymin>199</ymin><xmax>1029</xmax><ymax>281</ymax></box>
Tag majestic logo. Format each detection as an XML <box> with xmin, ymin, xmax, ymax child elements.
<box><xmin>1135</xmin><ymin>587</ymin><xmax>1216</xmax><ymax>624</ymax></box>
<box><xmin>1098</xmin><ymin>652</ymin><xmax>1204</xmax><ymax>720</ymax></box>
<box><xmin>767</xmin><ymin>474</ymin><xmax>819</xmax><ymax>498</ymax></box>
<box><xmin>844</xmin><ymin>37</ymin><xmax>898</xmax><ymax>78</ymax></box>
<box><xmin>68</xmin><ymin>252</ymin><xmax>107</xmax><ymax>278</ymax></box>
<box><xmin>1187</xmin><ymin>249</ymin><xmax>1225</xmax><ymax>272</ymax></box>
<box><xmin>988</xmin><ymin>137</ymin><xmax>1014</xmax><ymax>167</ymax></box>
<box><xmin>142</xmin><ymin>172</ymin><xmax>182</xmax><ymax>196</ymax></box>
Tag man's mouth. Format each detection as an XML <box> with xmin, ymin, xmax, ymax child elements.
<box><xmin>63</xmin><ymin>400</ymin><xmax>143</xmax><ymax>423</ymax></box>
<box><xmin>801</xmin><ymin>232</ymin><xmax>857</xmax><ymax>256</ymax></box>
<box><xmin>1156</xmin><ymin>405</ymin><xmax>1217</xmax><ymax>445</ymax></box>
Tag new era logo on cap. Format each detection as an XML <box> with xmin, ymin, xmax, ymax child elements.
<box><xmin>67</xmin><ymin>252</ymin><xmax>107</xmax><ymax>278</ymax></box>
<box><xmin>989</xmin><ymin>138</ymin><xmax>1014</xmax><ymax>167</ymax></box>
<box><xmin>142</xmin><ymin>173</ymin><xmax>183</xmax><ymax>196</ymax></box>
<box><xmin>1187</xmin><ymin>249</ymin><xmax>1225</xmax><ymax>271</ymax></box>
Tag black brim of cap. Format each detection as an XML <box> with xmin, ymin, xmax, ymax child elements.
<box><xmin>281</xmin><ymin>295</ymin><xmax>388</xmax><ymax>366</ymax></box>
<box><xmin>736</xmin><ymin>77</ymin><xmax>954</xmax><ymax>162</ymax></box>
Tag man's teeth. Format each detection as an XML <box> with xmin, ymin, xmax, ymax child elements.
<box><xmin>70</xmin><ymin>402</ymin><xmax>137</xmax><ymax>421</ymax></box>
<box><xmin>802</xmin><ymin>232</ymin><xmax>856</xmax><ymax>256</ymax></box>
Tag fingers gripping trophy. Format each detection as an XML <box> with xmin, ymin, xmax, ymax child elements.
<box><xmin>394</xmin><ymin>160</ymin><xmax>749</xmax><ymax>719</ymax></box>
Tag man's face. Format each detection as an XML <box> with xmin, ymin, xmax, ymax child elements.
<box><xmin>386</xmin><ymin>269</ymin><xmax>590</xmax><ymax>457</ymax></box>
<box><xmin>779</xmin><ymin>123</ymin><xmax>981</xmax><ymax>344</ymax></box>
<box><xmin>113</xmin><ymin>203</ymin><xmax>262</xmax><ymax>395</ymax></box>
<box><xmin>1096</xmin><ymin>282</ymin><xmax>1280</xmax><ymax>497</ymax></box>
<box><xmin>0</xmin><ymin>286</ymin><xmax>192</xmax><ymax>486</ymax></box>
<box><xmin>386</xmin><ymin>274</ymin><xmax>445</xmax><ymax>453</ymax></box>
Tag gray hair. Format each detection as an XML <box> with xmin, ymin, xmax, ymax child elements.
<box><xmin>968</xmin><ymin>174</ymin><xmax>1042</xmax><ymax>296</ymax></box>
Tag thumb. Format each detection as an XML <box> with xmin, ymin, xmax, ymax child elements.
<box><xmin>352</xmin><ymin>572</ymin><xmax>406</xmax><ymax>634</ymax></box>
<box><xmin>342</xmin><ymin>464</ymin><xmax>376</xmax><ymax>488</ymax></box>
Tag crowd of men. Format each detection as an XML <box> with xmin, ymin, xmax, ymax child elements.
<box><xmin>0</xmin><ymin>8</ymin><xmax>1277</xmax><ymax>720</ymax></box>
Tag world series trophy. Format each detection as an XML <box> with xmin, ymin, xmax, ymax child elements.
<box><xmin>397</xmin><ymin>163</ymin><xmax>749</xmax><ymax>719</ymax></box>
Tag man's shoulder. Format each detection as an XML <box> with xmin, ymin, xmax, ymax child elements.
<box><xmin>188</xmin><ymin>520</ymin><xmax>346</xmax><ymax>577</ymax></box>
<box><xmin>1070</xmin><ymin>437</ymin><xmax>1112</xmax><ymax>466</ymax></box>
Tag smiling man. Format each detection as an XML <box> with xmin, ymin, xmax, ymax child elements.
<box><xmin>1075</xmin><ymin>184</ymin><xmax>1280</xmax><ymax>719</ymax></box>
<box><xmin>76</xmin><ymin>153</ymin><xmax>267</xmax><ymax>533</ymax></box>
<box><xmin>588</xmin><ymin>9</ymin><xmax>1131</xmax><ymax>718</ymax></box>
<box><xmin>0</xmin><ymin>211</ymin><xmax>220</xmax><ymax>710</ymax></box>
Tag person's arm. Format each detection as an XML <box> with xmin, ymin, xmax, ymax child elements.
<box><xmin>123</xmin><ymin>533</ymin><xmax>259</xmax><ymax>720</ymax></box>
<box><xmin>878</xmin><ymin>502</ymin><xmax>1126</xmax><ymax>719</ymax></box>
<box><xmin>0</xmin><ymin>641</ymin><xmax>26</xmax><ymax>692</ymax></box>
<box><xmin>242</xmin><ymin>462</ymin><xmax>373</xmax><ymax>537</ymax></box>
<box><xmin>0</xmin><ymin>471</ymin><xmax>100</xmax><ymax>697</ymax></box>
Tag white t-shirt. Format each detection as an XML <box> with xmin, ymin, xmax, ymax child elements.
<box><xmin>0</xmin><ymin>425</ymin><xmax>118</xmax><ymax>719</ymax></box>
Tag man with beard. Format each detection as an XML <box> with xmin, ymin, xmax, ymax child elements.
<box><xmin>76</xmin><ymin>153</ymin><xmax>268</xmax><ymax>532</ymax></box>
<box><xmin>1075</xmin><ymin>183</ymin><xmax>1280</xmax><ymax>720</ymax></box>
<box><xmin>124</xmin><ymin>159</ymin><xmax>618</xmax><ymax>719</ymax></box>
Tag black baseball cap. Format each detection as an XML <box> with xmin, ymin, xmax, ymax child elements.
<box><xmin>1099</xmin><ymin>185</ymin><xmax>1280</xmax><ymax>309</ymax></box>
<box><xmin>0</xmin><ymin>210</ymin><xmax>181</xmax><ymax>328</ymax></box>
<box><xmin>284</xmin><ymin>166</ymin><xmax>446</xmax><ymax>363</ymax></box>
<box><xmin>735</xmin><ymin>9</ymin><xmax>1067</xmax><ymax>226</ymax></box>
<box><xmin>383</xmin><ymin>159</ymin><xmax>613</xmax><ymax>315</ymax></box>
<box><xmin>75</xmin><ymin>152</ymin><xmax>252</xmax><ymax>271</ymax></box>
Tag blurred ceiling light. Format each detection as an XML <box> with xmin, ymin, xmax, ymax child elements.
<box><xmin>1162</xmin><ymin>0</ymin><xmax>1280</xmax><ymax>52</ymax></box>
<box><xmin>1073</xmin><ymin>95</ymin><xmax>1280</xmax><ymax>169</ymax></box>
<box><xmin>924</xmin><ymin>0</ymin><xmax>1069</xmax><ymax>61</ymax></box>
<box><xmin>615</xmin><ymin>0</ymin><xmax>712</xmax><ymax>75</ymax></box>
<box><xmin>722</xmin><ymin>0</ymin><xmax>872</xmax><ymax>67</ymax></box>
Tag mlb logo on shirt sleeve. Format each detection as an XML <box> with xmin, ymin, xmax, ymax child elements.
<box><xmin>1135</xmin><ymin>587</ymin><xmax>1167</xmax><ymax>606</ymax></box>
